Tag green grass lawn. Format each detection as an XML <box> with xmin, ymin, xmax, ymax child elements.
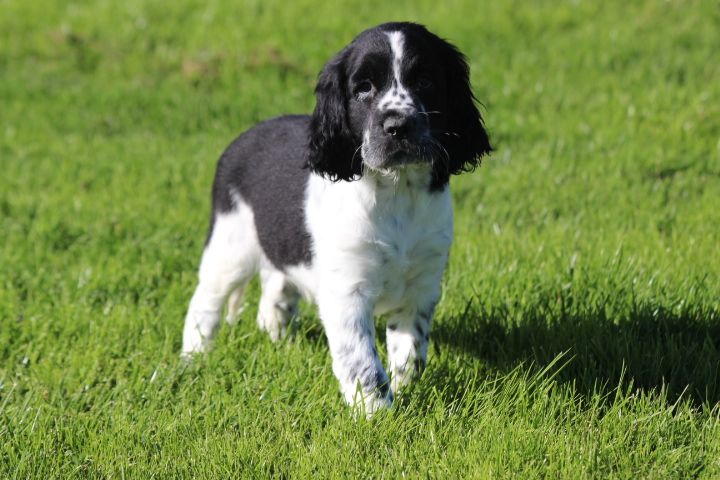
<box><xmin>2</xmin><ymin>0</ymin><xmax>719</xmax><ymax>477</ymax></box>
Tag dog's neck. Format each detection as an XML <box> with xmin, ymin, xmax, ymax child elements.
<box><xmin>328</xmin><ymin>163</ymin><xmax>444</xmax><ymax>220</ymax></box>
<box><xmin>360</xmin><ymin>163</ymin><xmax>434</xmax><ymax>193</ymax></box>
<box><xmin>308</xmin><ymin>163</ymin><xmax>445</xmax><ymax>220</ymax></box>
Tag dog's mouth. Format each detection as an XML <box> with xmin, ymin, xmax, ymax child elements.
<box><xmin>370</xmin><ymin>137</ymin><xmax>440</xmax><ymax>169</ymax></box>
<box><xmin>360</xmin><ymin>114</ymin><xmax>445</xmax><ymax>171</ymax></box>
<box><xmin>385</xmin><ymin>147</ymin><xmax>412</xmax><ymax>165</ymax></box>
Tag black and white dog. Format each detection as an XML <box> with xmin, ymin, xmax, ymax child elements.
<box><xmin>182</xmin><ymin>22</ymin><xmax>491</xmax><ymax>414</ymax></box>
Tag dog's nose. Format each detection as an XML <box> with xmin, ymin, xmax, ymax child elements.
<box><xmin>382</xmin><ymin>113</ymin><xmax>417</xmax><ymax>139</ymax></box>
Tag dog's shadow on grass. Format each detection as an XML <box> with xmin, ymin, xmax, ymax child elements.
<box><xmin>431</xmin><ymin>301</ymin><xmax>720</xmax><ymax>407</ymax></box>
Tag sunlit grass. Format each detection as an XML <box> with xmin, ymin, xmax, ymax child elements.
<box><xmin>1</xmin><ymin>0</ymin><xmax>719</xmax><ymax>477</ymax></box>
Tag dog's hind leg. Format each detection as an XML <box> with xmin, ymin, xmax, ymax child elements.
<box><xmin>225</xmin><ymin>285</ymin><xmax>248</xmax><ymax>326</ymax></box>
<box><xmin>182</xmin><ymin>200</ymin><xmax>260</xmax><ymax>356</ymax></box>
<box><xmin>256</xmin><ymin>268</ymin><xmax>300</xmax><ymax>342</ymax></box>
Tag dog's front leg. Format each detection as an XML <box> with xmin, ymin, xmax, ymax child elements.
<box><xmin>318</xmin><ymin>291</ymin><xmax>392</xmax><ymax>416</ymax></box>
<box><xmin>386</xmin><ymin>298</ymin><xmax>437</xmax><ymax>393</ymax></box>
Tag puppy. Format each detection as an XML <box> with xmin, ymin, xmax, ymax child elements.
<box><xmin>182</xmin><ymin>22</ymin><xmax>491</xmax><ymax>414</ymax></box>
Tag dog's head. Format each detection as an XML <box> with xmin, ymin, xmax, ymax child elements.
<box><xmin>307</xmin><ymin>22</ymin><xmax>491</xmax><ymax>188</ymax></box>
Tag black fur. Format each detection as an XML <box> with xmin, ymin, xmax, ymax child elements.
<box><xmin>306</xmin><ymin>22</ymin><xmax>491</xmax><ymax>189</ymax></box>
<box><xmin>429</xmin><ymin>31</ymin><xmax>493</xmax><ymax>189</ymax></box>
<box><xmin>211</xmin><ymin>115</ymin><xmax>313</xmax><ymax>268</ymax></box>
<box><xmin>307</xmin><ymin>50</ymin><xmax>362</xmax><ymax>182</ymax></box>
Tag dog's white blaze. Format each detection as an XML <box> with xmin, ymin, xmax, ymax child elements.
<box><xmin>388</xmin><ymin>31</ymin><xmax>404</xmax><ymax>87</ymax></box>
<box><xmin>377</xmin><ymin>31</ymin><xmax>415</xmax><ymax>112</ymax></box>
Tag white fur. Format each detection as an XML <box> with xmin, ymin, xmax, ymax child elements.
<box><xmin>182</xmin><ymin>195</ymin><xmax>300</xmax><ymax>353</ymax></box>
<box><xmin>182</xmin><ymin>165</ymin><xmax>453</xmax><ymax>415</ymax></box>
<box><xmin>182</xmin><ymin>198</ymin><xmax>260</xmax><ymax>354</ymax></box>
<box><xmin>377</xmin><ymin>31</ymin><xmax>415</xmax><ymax>113</ymax></box>
<box><xmin>305</xmin><ymin>165</ymin><xmax>452</xmax><ymax>412</ymax></box>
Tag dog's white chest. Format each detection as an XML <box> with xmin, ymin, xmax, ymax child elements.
<box><xmin>303</xmin><ymin>167</ymin><xmax>454</xmax><ymax>313</ymax></box>
<box><xmin>371</xmin><ymin>191</ymin><xmax>453</xmax><ymax>314</ymax></box>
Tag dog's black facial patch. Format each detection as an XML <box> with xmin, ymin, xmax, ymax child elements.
<box><xmin>307</xmin><ymin>22</ymin><xmax>492</xmax><ymax>189</ymax></box>
<box><xmin>210</xmin><ymin>115</ymin><xmax>313</xmax><ymax>268</ymax></box>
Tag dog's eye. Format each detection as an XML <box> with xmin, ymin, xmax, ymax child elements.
<box><xmin>354</xmin><ymin>80</ymin><xmax>374</xmax><ymax>99</ymax></box>
<box><xmin>417</xmin><ymin>76</ymin><xmax>433</xmax><ymax>90</ymax></box>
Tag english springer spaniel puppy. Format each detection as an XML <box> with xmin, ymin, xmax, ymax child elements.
<box><xmin>181</xmin><ymin>22</ymin><xmax>491</xmax><ymax>415</ymax></box>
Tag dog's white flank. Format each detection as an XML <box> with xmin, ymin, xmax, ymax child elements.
<box><xmin>181</xmin><ymin>23</ymin><xmax>491</xmax><ymax>416</ymax></box>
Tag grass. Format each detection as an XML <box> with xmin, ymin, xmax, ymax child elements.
<box><xmin>1</xmin><ymin>0</ymin><xmax>719</xmax><ymax>477</ymax></box>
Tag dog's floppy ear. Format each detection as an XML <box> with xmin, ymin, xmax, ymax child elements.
<box><xmin>307</xmin><ymin>50</ymin><xmax>362</xmax><ymax>181</ymax></box>
<box><xmin>437</xmin><ymin>37</ymin><xmax>492</xmax><ymax>177</ymax></box>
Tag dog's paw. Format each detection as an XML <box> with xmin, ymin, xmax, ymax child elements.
<box><xmin>344</xmin><ymin>383</ymin><xmax>394</xmax><ymax>418</ymax></box>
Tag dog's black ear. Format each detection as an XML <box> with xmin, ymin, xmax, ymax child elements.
<box><xmin>307</xmin><ymin>50</ymin><xmax>361</xmax><ymax>181</ymax></box>
<box><xmin>436</xmin><ymin>37</ymin><xmax>492</xmax><ymax>181</ymax></box>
